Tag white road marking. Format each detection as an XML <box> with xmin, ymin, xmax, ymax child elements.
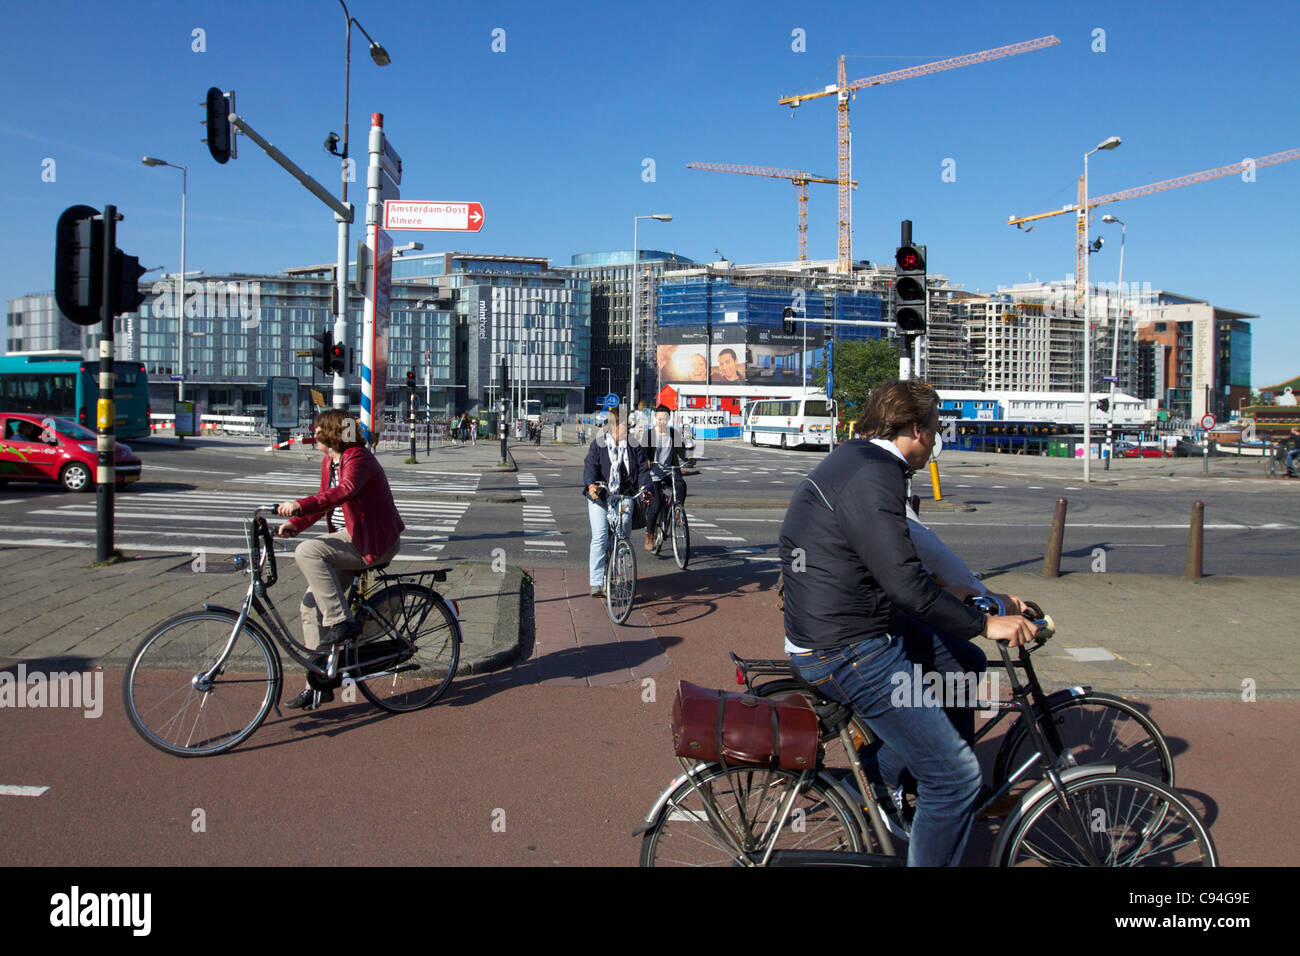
<box><xmin>0</xmin><ymin>785</ymin><xmax>50</xmax><ymax>797</ymax></box>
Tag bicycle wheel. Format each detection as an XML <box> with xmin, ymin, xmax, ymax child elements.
<box><xmin>640</xmin><ymin>764</ymin><xmax>863</xmax><ymax>866</ymax></box>
<box><xmin>1268</xmin><ymin>455</ymin><xmax>1280</xmax><ymax>478</ymax></box>
<box><xmin>993</xmin><ymin>692</ymin><xmax>1174</xmax><ymax>789</ymax></box>
<box><xmin>999</xmin><ymin>771</ymin><xmax>1216</xmax><ymax>867</ymax></box>
<box><xmin>355</xmin><ymin>583</ymin><xmax>460</xmax><ymax>712</ymax></box>
<box><xmin>123</xmin><ymin>611</ymin><xmax>277</xmax><ymax>757</ymax></box>
<box><xmin>605</xmin><ymin>537</ymin><xmax>636</xmax><ymax>624</ymax></box>
<box><xmin>671</xmin><ymin>504</ymin><xmax>690</xmax><ymax>570</ymax></box>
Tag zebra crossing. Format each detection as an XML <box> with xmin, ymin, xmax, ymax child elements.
<box><xmin>517</xmin><ymin>473</ymin><xmax>567</xmax><ymax>557</ymax></box>
<box><xmin>11</xmin><ymin>489</ymin><xmax>471</xmax><ymax>558</ymax></box>
<box><xmin>230</xmin><ymin>469</ymin><xmax>481</xmax><ymax>496</ymax></box>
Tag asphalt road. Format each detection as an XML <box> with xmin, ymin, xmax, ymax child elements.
<box><xmin>0</xmin><ymin>435</ymin><xmax>1296</xmax><ymax>576</ymax></box>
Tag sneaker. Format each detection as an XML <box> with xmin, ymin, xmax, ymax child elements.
<box><xmin>319</xmin><ymin>619</ymin><xmax>363</xmax><ymax>646</ymax></box>
<box><xmin>285</xmin><ymin>687</ymin><xmax>334</xmax><ymax>711</ymax></box>
<box><xmin>590</xmin><ymin>586</ymin><xmax>604</xmax><ymax>599</ymax></box>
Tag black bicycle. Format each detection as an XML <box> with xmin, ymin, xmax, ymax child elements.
<box><xmin>650</xmin><ymin>463</ymin><xmax>690</xmax><ymax>570</ymax></box>
<box><xmin>123</xmin><ymin>506</ymin><xmax>461</xmax><ymax>757</ymax></box>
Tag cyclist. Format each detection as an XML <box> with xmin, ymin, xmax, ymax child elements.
<box><xmin>778</xmin><ymin>379</ymin><xmax>1037</xmax><ymax>866</ymax></box>
<box><xmin>583</xmin><ymin>410</ymin><xmax>652</xmax><ymax>598</ymax></box>
<box><xmin>276</xmin><ymin>408</ymin><xmax>405</xmax><ymax>710</ymax></box>
<box><xmin>1279</xmin><ymin>426</ymin><xmax>1300</xmax><ymax>476</ymax></box>
<box><xmin>641</xmin><ymin>404</ymin><xmax>688</xmax><ymax>551</ymax></box>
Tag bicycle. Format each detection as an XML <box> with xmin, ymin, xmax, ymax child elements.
<box><xmin>638</xmin><ymin>598</ymin><xmax>1215</xmax><ymax>867</ymax></box>
<box><xmin>123</xmin><ymin>506</ymin><xmax>461</xmax><ymax>757</ymax></box>
<box><xmin>588</xmin><ymin>481</ymin><xmax>642</xmax><ymax>625</ymax></box>
<box><xmin>734</xmin><ymin>602</ymin><xmax>1174</xmax><ymax>793</ymax></box>
<box><xmin>649</xmin><ymin>463</ymin><xmax>690</xmax><ymax>570</ymax></box>
<box><xmin>1266</xmin><ymin>442</ymin><xmax>1299</xmax><ymax>478</ymax></box>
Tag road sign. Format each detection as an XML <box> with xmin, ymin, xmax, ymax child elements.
<box><xmin>601</xmin><ymin>393</ymin><xmax>620</xmax><ymax>408</ymax></box>
<box><xmin>380</xmin><ymin>138</ymin><xmax>402</xmax><ymax>185</ymax></box>
<box><xmin>383</xmin><ymin>200</ymin><xmax>485</xmax><ymax>232</ymax></box>
<box><xmin>169</xmin><ymin>375</ymin><xmax>186</xmax><ymax>382</ymax></box>
<box><xmin>1200</xmin><ymin>413</ymin><xmax>1217</xmax><ymax>430</ymax></box>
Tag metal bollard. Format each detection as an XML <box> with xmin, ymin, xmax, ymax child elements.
<box><xmin>1186</xmin><ymin>500</ymin><xmax>1204</xmax><ymax>579</ymax></box>
<box><xmin>1042</xmin><ymin>498</ymin><xmax>1068</xmax><ymax>578</ymax></box>
<box><xmin>928</xmin><ymin>460</ymin><xmax>943</xmax><ymax>501</ymax></box>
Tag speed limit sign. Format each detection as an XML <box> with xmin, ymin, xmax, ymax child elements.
<box><xmin>1200</xmin><ymin>413</ymin><xmax>1217</xmax><ymax>430</ymax></box>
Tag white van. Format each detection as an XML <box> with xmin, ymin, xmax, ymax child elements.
<box><xmin>743</xmin><ymin>397</ymin><xmax>837</xmax><ymax>449</ymax></box>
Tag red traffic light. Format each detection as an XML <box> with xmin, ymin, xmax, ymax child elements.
<box><xmin>896</xmin><ymin>245</ymin><xmax>925</xmax><ymax>272</ymax></box>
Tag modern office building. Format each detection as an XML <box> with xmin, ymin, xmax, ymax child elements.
<box><xmin>1132</xmin><ymin>290</ymin><xmax>1253</xmax><ymax>424</ymax></box>
<box><xmin>562</xmin><ymin>250</ymin><xmax>695</xmax><ymax>409</ymax></box>
<box><xmin>5</xmin><ymin>251</ymin><xmax>591</xmax><ymax>422</ymax></box>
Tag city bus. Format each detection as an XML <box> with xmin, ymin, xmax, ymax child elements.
<box><xmin>743</xmin><ymin>395</ymin><xmax>837</xmax><ymax>449</ymax></box>
<box><xmin>945</xmin><ymin>419</ymin><xmax>1075</xmax><ymax>455</ymax></box>
<box><xmin>0</xmin><ymin>353</ymin><xmax>151</xmax><ymax>440</ymax></box>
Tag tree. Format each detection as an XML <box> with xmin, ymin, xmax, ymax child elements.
<box><xmin>813</xmin><ymin>338</ymin><xmax>900</xmax><ymax>426</ymax></box>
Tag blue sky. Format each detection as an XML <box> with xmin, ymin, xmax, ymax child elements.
<box><xmin>3</xmin><ymin>0</ymin><xmax>1297</xmax><ymax>386</ymax></box>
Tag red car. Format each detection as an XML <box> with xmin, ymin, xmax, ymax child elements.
<box><xmin>1121</xmin><ymin>446</ymin><xmax>1170</xmax><ymax>459</ymax></box>
<box><xmin>0</xmin><ymin>413</ymin><xmax>142</xmax><ymax>490</ymax></box>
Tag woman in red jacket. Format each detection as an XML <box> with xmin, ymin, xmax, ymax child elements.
<box><xmin>276</xmin><ymin>409</ymin><xmax>405</xmax><ymax>710</ymax></box>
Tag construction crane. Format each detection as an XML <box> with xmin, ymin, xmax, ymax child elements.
<box><xmin>779</xmin><ymin>35</ymin><xmax>1061</xmax><ymax>274</ymax></box>
<box><xmin>686</xmin><ymin>162</ymin><xmax>857</xmax><ymax>260</ymax></box>
<box><xmin>1007</xmin><ymin>147</ymin><xmax>1300</xmax><ymax>301</ymax></box>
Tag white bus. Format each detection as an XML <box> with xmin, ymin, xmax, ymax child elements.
<box><xmin>743</xmin><ymin>396</ymin><xmax>837</xmax><ymax>449</ymax></box>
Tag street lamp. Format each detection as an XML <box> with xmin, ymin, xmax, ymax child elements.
<box><xmin>632</xmin><ymin>214</ymin><xmax>672</xmax><ymax>414</ymax></box>
<box><xmin>1101</xmin><ymin>213</ymin><xmax>1127</xmax><ymax>470</ymax></box>
<box><xmin>1082</xmin><ymin>135</ymin><xmax>1121</xmax><ymax>483</ymax></box>
<box><xmin>326</xmin><ymin>0</ymin><xmax>390</xmax><ymax>409</ymax></box>
<box><xmin>600</xmin><ymin>366</ymin><xmax>611</xmax><ymax>397</ymax></box>
<box><xmin>141</xmin><ymin>156</ymin><xmax>187</xmax><ymax>402</ymax></box>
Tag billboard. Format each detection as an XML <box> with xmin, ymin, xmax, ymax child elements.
<box><xmin>656</xmin><ymin>324</ymin><xmax>824</xmax><ymax>387</ymax></box>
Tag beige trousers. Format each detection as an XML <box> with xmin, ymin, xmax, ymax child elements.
<box><xmin>297</xmin><ymin>529</ymin><xmax>401</xmax><ymax>650</ymax></box>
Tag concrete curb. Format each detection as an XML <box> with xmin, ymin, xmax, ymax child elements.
<box><xmin>459</xmin><ymin>565</ymin><xmax>525</xmax><ymax>675</ymax></box>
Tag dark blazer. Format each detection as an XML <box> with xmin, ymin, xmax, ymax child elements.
<box><xmin>287</xmin><ymin>446</ymin><xmax>405</xmax><ymax>564</ymax></box>
<box><xmin>778</xmin><ymin>439</ymin><xmax>984</xmax><ymax>651</ymax></box>
<box><xmin>583</xmin><ymin>436</ymin><xmax>652</xmax><ymax>499</ymax></box>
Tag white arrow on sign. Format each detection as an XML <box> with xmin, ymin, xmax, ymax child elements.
<box><xmin>384</xmin><ymin>201</ymin><xmax>485</xmax><ymax>232</ymax></box>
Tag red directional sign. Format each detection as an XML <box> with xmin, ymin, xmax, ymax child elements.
<box><xmin>384</xmin><ymin>200</ymin><xmax>485</xmax><ymax>232</ymax></box>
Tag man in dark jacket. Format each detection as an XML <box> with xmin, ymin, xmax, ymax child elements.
<box><xmin>583</xmin><ymin>412</ymin><xmax>652</xmax><ymax>598</ymax></box>
<box><xmin>641</xmin><ymin>405</ymin><xmax>688</xmax><ymax>550</ymax></box>
<box><xmin>778</xmin><ymin>379</ymin><xmax>1037</xmax><ymax>866</ymax></box>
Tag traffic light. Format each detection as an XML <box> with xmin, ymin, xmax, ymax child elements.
<box><xmin>113</xmin><ymin>251</ymin><xmax>147</xmax><ymax>316</ymax></box>
<box><xmin>1097</xmin><ymin>398</ymin><xmax>1110</xmax><ymax>413</ymax></box>
<box><xmin>55</xmin><ymin>205</ymin><xmax>104</xmax><ymax>326</ymax></box>
<box><xmin>894</xmin><ymin>225</ymin><xmax>927</xmax><ymax>336</ymax></box>
<box><xmin>313</xmin><ymin>330</ymin><xmax>333</xmax><ymax>375</ymax></box>
<box><xmin>407</xmin><ymin>368</ymin><xmax>416</xmax><ymax>388</ymax></box>
<box><xmin>782</xmin><ymin>306</ymin><xmax>797</xmax><ymax>335</ymax></box>
<box><xmin>203</xmin><ymin>87</ymin><xmax>235</xmax><ymax>164</ymax></box>
<box><xmin>328</xmin><ymin>341</ymin><xmax>346</xmax><ymax>375</ymax></box>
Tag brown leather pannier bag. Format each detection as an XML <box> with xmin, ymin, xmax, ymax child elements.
<box><xmin>671</xmin><ymin>680</ymin><xmax>819</xmax><ymax>770</ymax></box>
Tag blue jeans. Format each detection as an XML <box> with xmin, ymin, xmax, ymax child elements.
<box><xmin>789</xmin><ymin>620</ymin><xmax>985</xmax><ymax>867</ymax></box>
<box><xmin>587</xmin><ymin>496</ymin><xmax>631</xmax><ymax>587</ymax></box>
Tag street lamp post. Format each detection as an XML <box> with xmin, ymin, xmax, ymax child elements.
<box><xmin>632</xmin><ymin>214</ymin><xmax>672</xmax><ymax>413</ymax></box>
<box><xmin>1101</xmin><ymin>213</ymin><xmax>1127</xmax><ymax>471</ymax></box>
<box><xmin>1082</xmin><ymin>136</ymin><xmax>1121</xmax><ymax>483</ymax></box>
<box><xmin>330</xmin><ymin>0</ymin><xmax>390</xmax><ymax>410</ymax></box>
<box><xmin>140</xmin><ymin>157</ymin><xmax>187</xmax><ymax>402</ymax></box>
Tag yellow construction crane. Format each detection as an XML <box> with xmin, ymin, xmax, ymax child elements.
<box><xmin>685</xmin><ymin>162</ymin><xmax>857</xmax><ymax>261</ymax></box>
<box><xmin>780</xmin><ymin>35</ymin><xmax>1061</xmax><ymax>274</ymax></box>
<box><xmin>1007</xmin><ymin>147</ymin><xmax>1300</xmax><ymax>301</ymax></box>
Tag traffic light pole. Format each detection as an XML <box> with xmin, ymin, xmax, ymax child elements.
<box><xmin>226</xmin><ymin>113</ymin><xmax>355</xmax><ymax>409</ymax></box>
<box><xmin>96</xmin><ymin>206</ymin><xmax>118</xmax><ymax>563</ymax></box>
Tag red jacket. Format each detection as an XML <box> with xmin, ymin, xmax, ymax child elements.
<box><xmin>287</xmin><ymin>446</ymin><xmax>405</xmax><ymax>564</ymax></box>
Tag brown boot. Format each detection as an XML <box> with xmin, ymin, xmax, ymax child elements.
<box><xmin>644</xmin><ymin>532</ymin><xmax>655</xmax><ymax>551</ymax></box>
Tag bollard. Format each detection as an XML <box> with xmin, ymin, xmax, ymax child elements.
<box><xmin>1186</xmin><ymin>500</ymin><xmax>1204</xmax><ymax>579</ymax></box>
<box><xmin>1042</xmin><ymin>498</ymin><xmax>1068</xmax><ymax>577</ymax></box>
<box><xmin>929</xmin><ymin>460</ymin><xmax>943</xmax><ymax>501</ymax></box>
